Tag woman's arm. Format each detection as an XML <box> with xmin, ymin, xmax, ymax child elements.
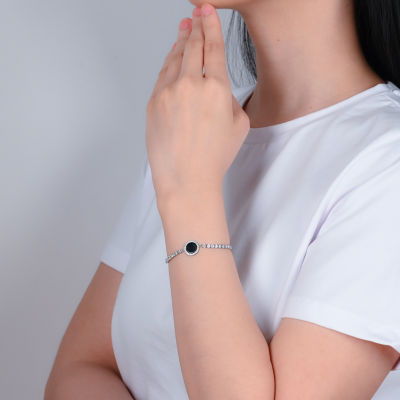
<box><xmin>160</xmin><ymin>190</ymin><xmax>399</xmax><ymax>400</ymax></box>
<box><xmin>44</xmin><ymin>262</ymin><xmax>134</xmax><ymax>400</ymax></box>
<box><xmin>159</xmin><ymin>191</ymin><xmax>275</xmax><ymax>400</ymax></box>
<box><xmin>45</xmin><ymin>361</ymin><xmax>133</xmax><ymax>399</ymax></box>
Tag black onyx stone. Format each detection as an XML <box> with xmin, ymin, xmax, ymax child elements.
<box><xmin>185</xmin><ymin>241</ymin><xmax>198</xmax><ymax>254</ymax></box>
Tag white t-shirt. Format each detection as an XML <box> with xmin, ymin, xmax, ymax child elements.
<box><xmin>100</xmin><ymin>80</ymin><xmax>400</xmax><ymax>400</ymax></box>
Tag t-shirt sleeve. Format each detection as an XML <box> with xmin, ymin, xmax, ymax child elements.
<box><xmin>99</xmin><ymin>154</ymin><xmax>149</xmax><ymax>274</ymax></box>
<box><xmin>281</xmin><ymin>131</ymin><xmax>400</xmax><ymax>372</ymax></box>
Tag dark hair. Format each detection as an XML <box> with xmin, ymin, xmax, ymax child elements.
<box><xmin>225</xmin><ymin>0</ymin><xmax>400</xmax><ymax>88</ymax></box>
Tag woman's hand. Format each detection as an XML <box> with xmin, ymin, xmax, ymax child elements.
<box><xmin>145</xmin><ymin>3</ymin><xmax>250</xmax><ymax>209</ymax></box>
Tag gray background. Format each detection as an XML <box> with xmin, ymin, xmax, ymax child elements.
<box><xmin>0</xmin><ymin>1</ymin><xmax>398</xmax><ymax>399</ymax></box>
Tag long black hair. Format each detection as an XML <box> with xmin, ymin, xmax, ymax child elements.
<box><xmin>225</xmin><ymin>0</ymin><xmax>400</xmax><ymax>88</ymax></box>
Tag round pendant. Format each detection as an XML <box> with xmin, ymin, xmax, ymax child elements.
<box><xmin>184</xmin><ymin>240</ymin><xmax>199</xmax><ymax>256</ymax></box>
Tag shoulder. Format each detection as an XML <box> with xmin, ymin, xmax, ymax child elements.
<box><xmin>327</xmin><ymin>125</ymin><xmax>400</xmax><ymax>204</ymax></box>
<box><xmin>324</xmin><ymin>82</ymin><xmax>400</xmax><ymax>200</ymax></box>
<box><xmin>342</xmin><ymin>81</ymin><xmax>400</xmax><ymax>144</ymax></box>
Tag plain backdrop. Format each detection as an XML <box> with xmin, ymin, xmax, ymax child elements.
<box><xmin>1</xmin><ymin>1</ymin><xmax>399</xmax><ymax>399</ymax></box>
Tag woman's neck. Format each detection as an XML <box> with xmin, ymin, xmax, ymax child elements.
<box><xmin>234</xmin><ymin>0</ymin><xmax>384</xmax><ymax>128</ymax></box>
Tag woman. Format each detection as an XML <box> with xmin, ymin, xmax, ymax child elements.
<box><xmin>45</xmin><ymin>1</ymin><xmax>400</xmax><ymax>399</ymax></box>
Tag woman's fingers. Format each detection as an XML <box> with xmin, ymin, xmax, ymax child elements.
<box><xmin>179</xmin><ymin>7</ymin><xmax>204</xmax><ymax>80</ymax></box>
<box><xmin>153</xmin><ymin>2</ymin><xmax>228</xmax><ymax>97</ymax></box>
<box><xmin>153</xmin><ymin>18</ymin><xmax>192</xmax><ymax>96</ymax></box>
<box><xmin>201</xmin><ymin>4</ymin><xmax>229</xmax><ymax>83</ymax></box>
<box><xmin>163</xmin><ymin>18</ymin><xmax>192</xmax><ymax>85</ymax></box>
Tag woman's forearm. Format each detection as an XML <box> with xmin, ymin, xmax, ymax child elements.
<box><xmin>44</xmin><ymin>361</ymin><xmax>134</xmax><ymax>400</ymax></box>
<box><xmin>159</xmin><ymin>190</ymin><xmax>275</xmax><ymax>400</ymax></box>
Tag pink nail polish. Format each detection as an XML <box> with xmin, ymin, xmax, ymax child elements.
<box><xmin>193</xmin><ymin>7</ymin><xmax>202</xmax><ymax>17</ymax></box>
<box><xmin>179</xmin><ymin>19</ymin><xmax>190</xmax><ymax>30</ymax></box>
<box><xmin>201</xmin><ymin>4</ymin><xmax>213</xmax><ymax>16</ymax></box>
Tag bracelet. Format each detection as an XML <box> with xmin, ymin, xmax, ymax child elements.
<box><xmin>165</xmin><ymin>240</ymin><xmax>232</xmax><ymax>264</ymax></box>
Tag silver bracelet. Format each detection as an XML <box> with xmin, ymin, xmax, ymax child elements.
<box><xmin>165</xmin><ymin>240</ymin><xmax>232</xmax><ymax>264</ymax></box>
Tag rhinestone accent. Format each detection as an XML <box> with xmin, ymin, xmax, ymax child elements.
<box><xmin>165</xmin><ymin>241</ymin><xmax>233</xmax><ymax>263</ymax></box>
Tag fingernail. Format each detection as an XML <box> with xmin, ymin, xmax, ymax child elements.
<box><xmin>179</xmin><ymin>19</ymin><xmax>191</xmax><ymax>30</ymax></box>
<box><xmin>201</xmin><ymin>4</ymin><xmax>214</xmax><ymax>16</ymax></box>
<box><xmin>193</xmin><ymin>7</ymin><xmax>202</xmax><ymax>17</ymax></box>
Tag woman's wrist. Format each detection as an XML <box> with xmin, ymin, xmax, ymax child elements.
<box><xmin>157</xmin><ymin>188</ymin><xmax>230</xmax><ymax>259</ymax></box>
<box><xmin>157</xmin><ymin>186</ymin><xmax>224</xmax><ymax>221</ymax></box>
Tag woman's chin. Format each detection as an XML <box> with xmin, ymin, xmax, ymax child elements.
<box><xmin>187</xmin><ymin>1</ymin><xmax>218</xmax><ymax>8</ymax></box>
<box><xmin>188</xmin><ymin>0</ymin><xmax>204</xmax><ymax>6</ymax></box>
<box><xmin>186</xmin><ymin>1</ymin><xmax>237</xmax><ymax>10</ymax></box>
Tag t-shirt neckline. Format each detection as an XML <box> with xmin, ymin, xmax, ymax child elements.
<box><xmin>241</xmin><ymin>81</ymin><xmax>393</xmax><ymax>144</ymax></box>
